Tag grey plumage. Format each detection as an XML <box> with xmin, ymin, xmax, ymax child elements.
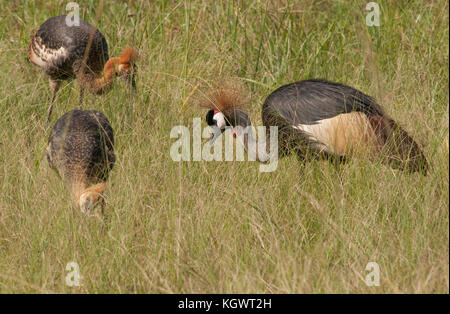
<box><xmin>47</xmin><ymin>110</ymin><xmax>115</xmax><ymax>190</ymax></box>
<box><xmin>29</xmin><ymin>15</ymin><xmax>109</xmax><ymax>82</ymax></box>
<box><xmin>262</xmin><ymin>79</ymin><xmax>384</xmax><ymax>126</ymax></box>
<box><xmin>261</xmin><ymin>79</ymin><xmax>428</xmax><ymax>173</ymax></box>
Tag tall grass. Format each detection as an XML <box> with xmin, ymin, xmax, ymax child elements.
<box><xmin>0</xmin><ymin>0</ymin><xmax>448</xmax><ymax>293</ymax></box>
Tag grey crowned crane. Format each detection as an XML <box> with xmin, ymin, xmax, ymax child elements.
<box><xmin>204</xmin><ymin>79</ymin><xmax>428</xmax><ymax>173</ymax></box>
<box><xmin>29</xmin><ymin>15</ymin><xmax>138</xmax><ymax>121</ymax></box>
<box><xmin>46</xmin><ymin>109</ymin><xmax>115</xmax><ymax>215</ymax></box>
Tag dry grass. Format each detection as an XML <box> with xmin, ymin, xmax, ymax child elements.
<box><xmin>0</xmin><ymin>0</ymin><xmax>448</xmax><ymax>293</ymax></box>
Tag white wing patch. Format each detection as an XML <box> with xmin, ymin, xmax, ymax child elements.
<box><xmin>293</xmin><ymin>117</ymin><xmax>336</xmax><ymax>154</ymax></box>
<box><xmin>29</xmin><ymin>37</ymin><xmax>69</xmax><ymax>69</ymax></box>
<box><xmin>292</xmin><ymin>112</ymin><xmax>379</xmax><ymax>156</ymax></box>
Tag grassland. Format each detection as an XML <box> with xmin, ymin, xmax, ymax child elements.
<box><xmin>0</xmin><ymin>0</ymin><xmax>448</xmax><ymax>293</ymax></box>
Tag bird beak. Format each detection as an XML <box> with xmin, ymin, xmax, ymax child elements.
<box><xmin>209</xmin><ymin>125</ymin><xmax>224</xmax><ymax>144</ymax></box>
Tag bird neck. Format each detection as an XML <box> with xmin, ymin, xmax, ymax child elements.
<box><xmin>81</xmin><ymin>57</ymin><xmax>119</xmax><ymax>94</ymax></box>
<box><xmin>82</xmin><ymin>182</ymin><xmax>106</xmax><ymax>197</ymax></box>
<box><xmin>228</xmin><ymin>109</ymin><xmax>278</xmax><ymax>165</ymax></box>
<box><xmin>72</xmin><ymin>179</ymin><xmax>106</xmax><ymax>203</ymax></box>
<box><xmin>234</xmin><ymin>123</ymin><xmax>268</xmax><ymax>163</ymax></box>
<box><xmin>71</xmin><ymin>179</ymin><xmax>87</xmax><ymax>203</ymax></box>
<box><xmin>228</xmin><ymin>110</ymin><xmax>260</xmax><ymax>161</ymax></box>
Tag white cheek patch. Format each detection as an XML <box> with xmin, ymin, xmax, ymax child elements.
<box><xmin>213</xmin><ymin>111</ymin><xmax>227</xmax><ymax>129</ymax></box>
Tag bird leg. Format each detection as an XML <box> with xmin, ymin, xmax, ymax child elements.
<box><xmin>47</xmin><ymin>79</ymin><xmax>61</xmax><ymax>122</ymax></box>
<box><xmin>79</xmin><ymin>87</ymin><xmax>85</xmax><ymax>108</ymax></box>
<box><xmin>131</xmin><ymin>74</ymin><xmax>137</xmax><ymax>93</ymax></box>
<box><xmin>130</xmin><ymin>65</ymin><xmax>137</xmax><ymax>92</ymax></box>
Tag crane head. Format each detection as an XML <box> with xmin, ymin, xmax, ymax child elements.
<box><xmin>205</xmin><ymin>109</ymin><xmax>251</xmax><ymax>143</ymax></box>
<box><xmin>200</xmin><ymin>83</ymin><xmax>250</xmax><ymax>143</ymax></box>
<box><xmin>117</xmin><ymin>47</ymin><xmax>138</xmax><ymax>91</ymax></box>
<box><xmin>78</xmin><ymin>183</ymin><xmax>106</xmax><ymax>216</ymax></box>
